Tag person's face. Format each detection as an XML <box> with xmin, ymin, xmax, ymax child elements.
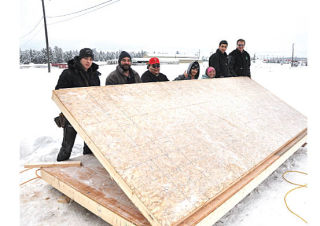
<box><xmin>219</xmin><ymin>44</ymin><xmax>228</xmax><ymax>53</ymax></box>
<box><xmin>191</xmin><ymin>68</ymin><xmax>198</xmax><ymax>77</ymax></box>
<box><xmin>237</xmin><ymin>41</ymin><xmax>245</xmax><ymax>52</ymax></box>
<box><xmin>208</xmin><ymin>69</ymin><xmax>216</xmax><ymax>78</ymax></box>
<box><xmin>120</xmin><ymin>57</ymin><xmax>131</xmax><ymax>70</ymax></box>
<box><xmin>80</xmin><ymin>57</ymin><xmax>93</xmax><ymax>71</ymax></box>
<box><xmin>149</xmin><ymin>63</ymin><xmax>160</xmax><ymax>75</ymax></box>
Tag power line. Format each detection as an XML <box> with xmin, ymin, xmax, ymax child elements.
<box><xmin>20</xmin><ymin>0</ymin><xmax>119</xmax><ymax>48</ymax></box>
<box><xmin>20</xmin><ymin>0</ymin><xmax>53</xmax><ymax>40</ymax></box>
<box><xmin>48</xmin><ymin>0</ymin><xmax>119</xmax><ymax>26</ymax></box>
<box><xmin>47</xmin><ymin>0</ymin><xmax>113</xmax><ymax>18</ymax></box>
<box><xmin>20</xmin><ymin>17</ymin><xmax>43</xmax><ymax>39</ymax></box>
<box><xmin>20</xmin><ymin>24</ymin><xmax>44</xmax><ymax>48</ymax></box>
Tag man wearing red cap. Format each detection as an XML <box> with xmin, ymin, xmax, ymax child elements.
<box><xmin>141</xmin><ymin>57</ymin><xmax>169</xmax><ymax>82</ymax></box>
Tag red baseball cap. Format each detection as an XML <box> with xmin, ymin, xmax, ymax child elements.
<box><xmin>148</xmin><ymin>57</ymin><xmax>160</xmax><ymax>65</ymax></box>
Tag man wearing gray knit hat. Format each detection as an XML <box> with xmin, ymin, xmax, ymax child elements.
<box><xmin>105</xmin><ymin>51</ymin><xmax>141</xmax><ymax>85</ymax></box>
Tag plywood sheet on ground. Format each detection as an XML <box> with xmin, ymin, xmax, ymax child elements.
<box><xmin>52</xmin><ymin>77</ymin><xmax>307</xmax><ymax>225</ymax></box>
<box><xmin>41</xmin><ymin>155</ymin><xmax>150</xmax><ymax>226</ymax></box>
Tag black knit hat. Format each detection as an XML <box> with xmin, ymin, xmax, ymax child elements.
<box><xmin>118</xmin><ymin>51</ymin><xmax>131</xmax><ymax>64</ymax></box>
<box><xmin>79</xmin><ymin>48</ymin><xmax>94</xmax><ymax>60</ymax></box>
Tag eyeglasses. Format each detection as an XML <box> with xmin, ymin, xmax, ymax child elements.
<box><xmin>238</xmin><ymin>44</ymin><xmax>245</xmax><ymax>47</ymax></box>
<box><xmin>191</xmin><ymin>66</ymin><xmax>199</xmax><ymax>70</ymax></box>
<box><xmin>151</xmin><ymin>64</ymin><xmax>160</xmax><ymax>68</ymax></box>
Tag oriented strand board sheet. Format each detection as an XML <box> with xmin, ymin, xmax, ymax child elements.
<box><xmin>41</xmin><ymin>155</ymin><xmax>150</xmax><ymax>226</ymax></box>
<box><xmin>41</xmin><ymin>134</ymin><xmax>305</xmax><ymax>226</ymax></box>
<box><xmin>52</xmin><ymin>77</ymin><xmax>307</xmax><ymax>225</ymax></box>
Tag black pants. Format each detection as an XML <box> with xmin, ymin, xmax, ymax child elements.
<box><xmin>57</xmin><ymin>122</ymin><xmax>92</xmax><ymax>161</ymax></box>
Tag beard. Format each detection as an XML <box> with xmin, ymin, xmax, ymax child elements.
<box><xmin>120</xmin><ymin>64</ymin><xmax>131</xmax><ymax>71</ymax></box>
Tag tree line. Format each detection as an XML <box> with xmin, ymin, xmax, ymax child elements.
<box><xmin>20</xmin><ymin>46</ymin><xmax>147</xmax><ymax>64</ymax></box>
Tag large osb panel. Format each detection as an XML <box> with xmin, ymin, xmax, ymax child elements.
<box><xmin>53</xmin><ymin>77</ymin><xmax>306</xmax><ymax>225</ymax></box>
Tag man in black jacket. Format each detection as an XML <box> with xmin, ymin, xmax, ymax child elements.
<box><xmin>229</xmin><ymin>39</ymin><xmax>251</xmax><ymax>78</ymax></box>
<box><xmin>55</xmin><ymin>48</ymin><xmax>101</xmax><ymax>161</ymax></box>
<box><xmin>141</xmin><ymin>57</ymin><xmax>169</xmax><ymax>82</ymax></box>
<box><xmin>209</xmin><ymin>40</ymin><xmax>230</xmax><ymax>78</ymax></box>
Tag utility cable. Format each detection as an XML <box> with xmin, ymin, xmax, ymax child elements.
<box><xmin>20</xmin><ymin>17</ymin><xmax>43</xmax><ymax>39</ymax></box>
<box><xmin>48</xmin><ymin>0</ymin><xmax>119</xmax><ymax>26</ymax></box>
<box><xmin>20</xmin><ymin>25</ymin><xmax>44</xmax><ymax>48</ymax></box>
<box><xmin>47</xmin><ymin>0</ymin><xmax>113</xmax><ymax>18</ymax></box>
<box><xmin>282</xmin><ymin>170</ymin><xmax>307</xmax><ymax>223</ymax></box>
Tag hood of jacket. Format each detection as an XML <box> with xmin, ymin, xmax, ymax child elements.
<box><xmin>186</xmin><ymin>61</ymin><xmax>200</xmax><ymax>79</ymax></box>
<box><xmin>67</xmin><ymin>56</ymin><xmax>99</xmax><ymax>73</ymax></box>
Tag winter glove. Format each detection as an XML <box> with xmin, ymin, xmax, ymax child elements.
<box><xmin>54</xmin><ymin>113</ymin><xmax>67</xmax><ymax>128</ymax></box>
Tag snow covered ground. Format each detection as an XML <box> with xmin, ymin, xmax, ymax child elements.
<box><xmin>19</xmin><ymin>61</ymin><xmax>309</xmax><ymax>226</ymax></box>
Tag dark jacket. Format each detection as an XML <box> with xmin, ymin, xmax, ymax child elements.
<box><xmin>141</xmin><ymin>70</ymin><xmax>169</xmax><ymax>83</ymax></box>
<box><xmin>208</xmin><ymin>49</ymin><xmax>229</xmax><ymax>78</ymax></box>
<box><xmin>229</xmin><ymin>49</ymin><xmax>251</xmax><ymax>77</ymax></box>
<box><xmin>55</xmin><ymin>56</ymin><xmax>100</xmax><ymax>89</ymax></box>
<box><xmin>174</xmin><ymin>61</ymin><xmax>200</xmax><ymax>80</ymax></box>
<box><xmin>105</xmin><ymin>65</ymin><xmax>141</xmax><ymax>85</ymax></box>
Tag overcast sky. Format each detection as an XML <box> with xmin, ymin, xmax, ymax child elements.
<box><xmin>20</xmin><ymin>0</ymin><xmax>308</xmax><ymax>57</ymax></box>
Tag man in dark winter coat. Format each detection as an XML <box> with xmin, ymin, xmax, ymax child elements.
<box><xmin>141</xmin><ymin>57</ymin><xmax>169</xmax><ymax>82</ymax></box>
<box><xmin>174</xmin><ymin>61</ymin><xmax>200</xmax><ymax>80</ymax></box>
<box><xmin>55</xmin><ymin>48</ymin><xmax>101</xmax><ymax>161</ymax></box>
<box><xmin>105</xmin><ymin>51</ymin><xmax>141</xmax><ymax>85</ymax></box>
<box><xmin>209</xmin><ymin>40</ymin><xmax>230</xmax><ymax>78</ymax></box>
<box><xmin>229</xmin><ymin>39</ymin><xmax>251</xmax><ymax>78</ymax></box>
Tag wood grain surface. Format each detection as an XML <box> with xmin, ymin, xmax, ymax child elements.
<box><xmin>52</xmin><ymin>77</ymin><xmax>307</xmax><ymax>225</ymax></box>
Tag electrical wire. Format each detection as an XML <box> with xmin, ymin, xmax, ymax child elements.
<box><xmin>47</xmin><ymin>0</ymin><xmax>113</xmax><ymax>18</ymax></box>
<box><xmin>20</xmin><ymin>0</ymin><xmax>53</xmax><ymax>40</ymax></box>
<box><xmin>20</xmin><ymin>17</ymin><xmax>43</xmax><ymax>39</ymax></box>
<box><xmin>48</xmin><ymin>0</ymin><xmax>119</xmax><ymax>26</ymax></box>
<box><xmin>20</xmin><ymin>25</ymin><xmax>44</xmax><ymax>48</ymax></box>
<box><xmin>282</xmin><ymin>170</ymin><xmax>307</xmax><ymax>223</ymax></box>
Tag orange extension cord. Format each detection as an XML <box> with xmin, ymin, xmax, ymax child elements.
<box><xmin>20</xmin><ymin>168</ymin><xmax>41</xmax><ymax>186</ymax></box>
<box><xmin>282</xmin><ymin>170</ymin><xmax>307</xmax><ymax>223</ymax></box>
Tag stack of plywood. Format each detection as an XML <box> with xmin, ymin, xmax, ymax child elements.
<box><xmin>43</xmin><ymin>77</ymin><xmax>306</xmax><ymax>225</ymax></box>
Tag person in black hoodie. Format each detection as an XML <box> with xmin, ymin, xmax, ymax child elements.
<box><xmin>141</xmin><ymin>57</ymin><xmax>169</xmax><ymax>82</ymax></box>
<box><xmin>55</xmin><ymin>48</ymin><xmax>101</xmax><ymax>161</ymax></box>
<box><xmin>209</xmin><ymin>40</ymin><xmax>230</xmax><ymax>78</ymax></box>
<box><xmin>174</xmin><ymin>61</ymin><xmax>200</xmax><ymax>80</ymax></box>
<box><xmin>229</xmin><ymin>39</ymin><xmax>251</xmax><ymax>78</ymax></box>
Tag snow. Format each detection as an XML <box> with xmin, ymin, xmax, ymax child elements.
<box><xmin>19</xmin><ymin>61</ymin><xmax>309</xmax><ymax>226</ymax></box>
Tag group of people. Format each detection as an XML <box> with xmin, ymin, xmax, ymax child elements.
<box><xmin>55</xmin><ymin>39</ymin><xmax>251</xmax><ymax>161</ymax></box>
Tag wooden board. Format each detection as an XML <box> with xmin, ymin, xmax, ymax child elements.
<box><xmin>52</xmin><ymin>77</ymin><xmax>307</xmax><ymax>225</ymax></box>
<box><xmin>40</xmin><ymin>155</ymin><xmax>150</xmax><ymax>226</ymax></box>
<box><xmin>40</xmin><ymin>135</ymin><xmax>306</xmax><ymax>226</ymax></box>
<box><xmin>24</xmin><ymin>160</ymin><xmax>81</xmax><ymax>168</ymax></box>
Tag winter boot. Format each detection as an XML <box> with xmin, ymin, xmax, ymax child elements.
<box><xmin>57</xmin><ymin>124</ymin><xmax>77</xmax><ymax>161</ymax></box>
<box><xmin>83</xmin><ymin>143</ymin><xmax>93</xmax><ymax>155</ymax></box>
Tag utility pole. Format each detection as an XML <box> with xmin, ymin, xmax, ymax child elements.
<box><xmin>291</xmin><ymin>43</ymin><xmax>294</xmax><ymax>67</ymax></box>
<box><xmin>41</xmin><ymin>0</ymin><xmax>51</xmax><ymax>72</ymax></box>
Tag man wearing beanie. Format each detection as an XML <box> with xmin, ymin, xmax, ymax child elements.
<box><xmin>55</xmin><ymin>48</ymin><xmax>101</xmax><ymax>161</ymax></box>
<box><xmin>105</xmin><ymin>51</ymin><xmax>141</xmax><ymax>85</ymax></box>
<box><xmin>141</xmin><ymin>57</ymin><xmax>169</xmax><ymax>82</ymax></box>
<box><xmin>209</xmin><ymin>40</ymin><xmax>230</xmax><ymax>78</ymax></box>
